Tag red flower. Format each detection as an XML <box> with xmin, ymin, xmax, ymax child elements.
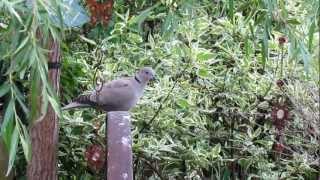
<box><xmin>271</xmin><ymin>105</ymin><xmax>289</xmax><ymax>131</ymax></box>
<box><xmin>278</xmin><ymin>36</ymin><xmax>288</xmax><ymax>46</ymax></box>
<box><xmin>85</xmin><ymin>144</ymin><xmax>105</xmax><ymax>171</ymax></box>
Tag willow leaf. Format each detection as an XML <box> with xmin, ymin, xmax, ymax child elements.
<box><xmin>6</xmin><ymin>124</ymin><xmax>19</xmax><ymax>176</ymax></box>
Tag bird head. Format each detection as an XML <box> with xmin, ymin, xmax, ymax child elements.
<box><xmin>136</xmin><ymin>67</ymin><xmax>155</xmax><ymax>84</ymax></box>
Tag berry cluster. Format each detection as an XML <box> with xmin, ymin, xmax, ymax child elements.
<box><xmin>278</xmin><ymin>36</ymin><xmax>288</xmax><ymax>46</ymax></box>
<box><xmin>271</xmin><ymin>105</ymin><xmax>289</xmax><ymax>131</ymax></box>
<box><xmin>86</xmin><ymin>0</ymin><xmax>113</xmax><ymax>26</ymax></box>
<box><xmin>85</xmin><ymin>144</ymin><xmax>105</xmax><ymax>171</ymax></box>
<box><xmin>272</xmin><ymin>142</ymin><xmax>285</xmax><ymax>154</ymax></box>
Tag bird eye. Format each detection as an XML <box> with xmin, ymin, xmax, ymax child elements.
<box><xmin>145</xmin><ymin>71</ymin><xmax>149</xmax><ymax>74</ymax></box>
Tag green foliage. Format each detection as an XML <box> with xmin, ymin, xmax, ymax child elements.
<box><xmin>0</xmin><ymin>0</ymin><xmax>64</xmax><ymax>176</ymax></box>
<box><xmin>57</xmin><ymin>0</ymin><xmax>319</xmax><ymax>179</ymax></box>
<box><xmin>0</xmin><ymin>0</ymin><xmax>319</xmax><ymax>179</ymax></box>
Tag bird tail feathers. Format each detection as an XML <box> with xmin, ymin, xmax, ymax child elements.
<box><xmin>62</xmin><ymin>94</ymin><xmax>97</xmax><ymax>111</ymax></box>
<box><xmin>62</xmin><ymin>102</ymin><xmax>90</xmax><ymax>110</ymax></box>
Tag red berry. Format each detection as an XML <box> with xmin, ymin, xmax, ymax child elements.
<box><xmin>273</xmin><ymin>142</ymin><xmax>284</xmax><ymax>153</ymax></box>
<box><xmin>271</xmin><ymin>105</ymin><xmax>289</xmax><ymax>131</ymax></box>
<box><xmin>85</xmin><ymin>144</ymin><xmax>105</xmax><ymax>171</ymax></box>
<box><xmin>278</xmin><ymin>36</ymin><xmax>288</xmax><ymax>46</ymax></box>
<box><xmin>276</xmin><ymin>79</ymin><xmax>285</xmax><ymax>88</ymax></box>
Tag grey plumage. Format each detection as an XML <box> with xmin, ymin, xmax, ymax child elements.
<box><xmin>62</xmin><ymin>67</ymin><xmax>155</xmax><ymax>112</ymax></box>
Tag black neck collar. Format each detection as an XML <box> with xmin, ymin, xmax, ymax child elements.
<box><xmin>135</xmin><ymin>76</ymin><xmax>141</xmax><ymax>84</ymax></box>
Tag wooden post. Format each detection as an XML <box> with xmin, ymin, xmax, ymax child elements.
<box><xmin>106</xmin><ymin>111</ymin><xmax>133</xmax><ymax>180</ymax></box>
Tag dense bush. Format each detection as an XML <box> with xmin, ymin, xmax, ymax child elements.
<box><xmin>0</xmin><ymin>0</ymin><xmax>319</xmax><ymax>179</ymax></box>
<box><xmin>58</xmin><ymin>0</ymin><xmax>319</xmax><ymax>179</ymax></box>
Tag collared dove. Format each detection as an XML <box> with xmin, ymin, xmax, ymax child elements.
<box><xmin>62</xmin><ymin>67</ymin><xmax>155</xmax><ymax>112</ymax></box>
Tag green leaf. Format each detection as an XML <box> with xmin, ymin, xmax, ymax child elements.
<box><xmin>299</xmin><ymin>42</ymin><xmax>310</xmax><ymax>73</ymax></box>
<box><xmin>308</xmin><ymin>22</ymin><xmax>316</xmax><ymax>51</ymax></box>
<box><xmin>238</xmin><ymin>158</ymin><xmax>252</xmax><ymax>170</ymax></box>
<box><xmin>197</xmin><ymin>51</ymin><xmax>214</xmax><ymax>61</ymax></box>
<box><xmin>48</xmin><ymin>95</ymin><xmax>62</xmax><ymax>118</ymax></box>
<box><xmin>222</xmin><ymin>168</ymin><xmax>231</xmax><ymax>180</ymax></box>
<box><xmin>161</xmin><ymin>10</ymin><xmax>177</xmax><ymax>39</ymax></box>
<box><xmin>6</xmin><ymin>1</ymin><xmax>24</xmax><ymax>25</ymax></box>
<box><xmin>12</xmin><ymin>84</ymin><xmax>29</xmax><ymax>115</ymax></box>
<box><xmin>247</xmin><ymin>127</ymin><xmax>253</xmax><ymax>139</ymax></box>
<box><xmin>128</xmin><ymin>33</ymin><xmax>143</xmax><ymax>44</ymax></box>
<box><xmin>197</xmin><ymin>68</ymin><xmax>209</xmax><ymax>78</ymax></box>
<box><xmin>176</xmin><ymin>99</ymin><xmax>189</xmax><ymax>109</ymax></box>
<box><xmin>244</xmin><ymin>38</ymin><xmax>250</xmax><ymax>60</ymax></box>
<box><xmin>253</xmin><ymin>127</ymin><xmax>261</xmax><ymax>138</ymax></box>
<box><xmin>79</xmin><ymin>35</ymin><xmax>97</xmax><ymax>46</ymax></box>
<box><xmin>17</xmin><ymin>118</ymin><xmax>31</xmax><ymax>162</ymax></box>
<box><xmin>211</xmin><ymin>143</ymin><xmax>221</xmax><ymax>158</ymax></box>
<box><xmin>129</xmin><ymin>2</ymin><xmax>160</xmax><ymax>33</ymax></box>
<box><xmin>261</xmin><ymin>28</ymin><xmax>268</xmax><ymax>70</ymax></box>
<box><xmin>1</xmin><ymin>99</ymin><xmax>15</xmax><ymax>151</ymax></box>
<box><xmin>6</xmin><ymin>124</ymin><xmax>19</xmax><ymax>176</ymax></box>
<box><xmin>0</xmin><ymin>82</ymin><xmax>10</xmax><ymax>97</ymax></box>
<box><xmin>287</xmin><ymin>18</ymin><xmax>301</xmax><ymax>25</ymax></box>
<box><xmin>40</xmin><ymin>89</ymin><xmax>49</xmax><ymax>119</ymax></box>
<box><xmin>228</xmin><ymin>0</ymin><xmax>234</xmax><ymax>23</ymax></box>
<box><xmin>255</xmin><ymin>140</ymin><xmax>272</xmax><ymax>147</ymax></box>
<box><xmin>12</xmin><ymin>35</ymin><xmax>29</xmax><ymax>56</ymax></box>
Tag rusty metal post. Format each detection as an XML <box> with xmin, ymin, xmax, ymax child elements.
<box><xmin>106</xmin><ymin>111</ymin><xmax>133</xmax><ymax>180</ymax></box>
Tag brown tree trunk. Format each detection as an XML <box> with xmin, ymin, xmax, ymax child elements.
<box><xmin>26</xmin><ymin>41</ymin><xmax>61</xmax><ymax>180</ymax></box>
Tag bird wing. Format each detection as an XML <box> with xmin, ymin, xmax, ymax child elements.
<box><xmin>62</xmin><ymin>77</ymin><xmax>141</xmax><ymax>111</ymax></box>
<box><xmin>90</xmin><ymin>78</ymin><xmax>138</xmax><ymax>110</ymax></box>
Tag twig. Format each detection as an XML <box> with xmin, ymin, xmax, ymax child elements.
<box><xmin>230</xmin><ymin>111</ymin><xmax>236</xmax><ymax>180</ymax></box>
<box><xmin>280</xmin><ymin>46</ymin><xmax>284</xmax><ymax>78</ymax></box>
<box><xmin>139</xmin><ymin>157</ymin><xmax>166</xmax><ymax>180</ymax></box>
<box><xmin>92</xmin><ymin>48</ymin><xmax>104</xmax><ymax>88</ymax></box>
<box><xmin>139</xmin><ymin>61</ymin><xmax>189</xmax><ymax>133</ymax></box>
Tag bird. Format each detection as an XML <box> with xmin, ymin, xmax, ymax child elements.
<box><xmin>62</xmin><ymin>67</ymin><xmax>155</xmax><ymax>112</ymax></box>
